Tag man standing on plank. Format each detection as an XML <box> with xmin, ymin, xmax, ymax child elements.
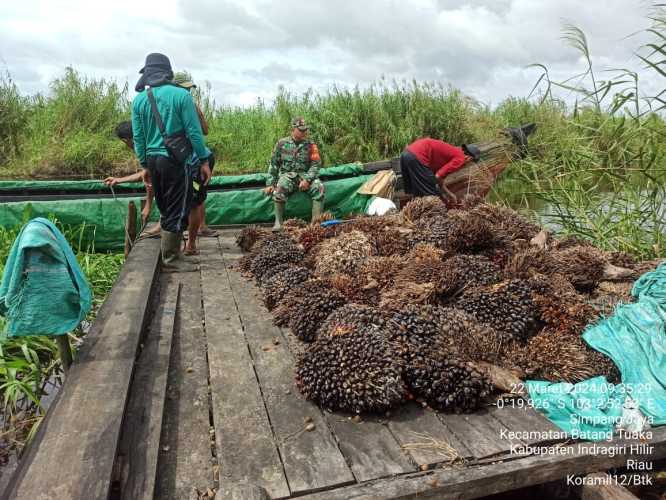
<box><xmin>131</xmin><ymin>53</ymin><xmax>211</xmax><ymax>263</ymax></box>
<box><xmin>172</xmin><ymin>71</ymin><xmax>218</xmax><ymax>248</ymax></box>
<box><xmin>264</xmin><ymin>117</ymin><xmax>324</xmax><ymax>231</ymax></box>
<box><xmin>400</xmin><ymin>138</ymin><xmax>479</xmax><ymax>201</ymax></box>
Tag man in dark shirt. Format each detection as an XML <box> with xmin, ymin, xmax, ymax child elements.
<box><xmin>400</xmin><ymin>138</ymin><xmax>478</xmax><ymax>200</ymax></box>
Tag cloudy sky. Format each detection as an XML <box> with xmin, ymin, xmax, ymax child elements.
<box><xmin>0</xmin><ymin>0</ymin><xmax>662</xmax><ymax>107</ymax></box>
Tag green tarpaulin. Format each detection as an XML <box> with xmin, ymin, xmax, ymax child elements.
<box><xmin>0</xmin><ymin>173</ymin><xmax>375</xmax><ymax>251</ymax></box>
<box><xmin>0</xmin><ymin>163</ymin><xmax>364</xmax><ymax>192</ymax></box>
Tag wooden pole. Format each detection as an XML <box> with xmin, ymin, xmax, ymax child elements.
<box><xmin>140</xmin><ymin>197</ymin><xmax>148</xmax><ymax>229</ymax></box>
<box><xmin>56</xmin><ymin>335</ymin><xmax>72</xmax><ymax>374</ymax></box>
<box><xmin>124</xmin><ymin>201</ymin><xmax>137</xmax><ymax>258</ymax></box>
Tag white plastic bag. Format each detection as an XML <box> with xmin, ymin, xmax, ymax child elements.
<box><xmin>366</xmin><ymin>197</ymin><xmax>397</xmax><ymax>216</ymax></box>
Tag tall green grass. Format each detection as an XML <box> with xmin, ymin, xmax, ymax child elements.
<box><xmin>490</xmin><ymin>9</ymin><xmax>666</xmax><ymax>260</ymax></box>
<box><xmin>0</xmin><ymin>68</ymin><xmax>132</xmax><ymax>178</ymax></box>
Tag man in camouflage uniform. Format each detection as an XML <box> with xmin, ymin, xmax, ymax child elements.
<box><xmin>264</xmin><ymin>117</ymin><xmax>324</xmax><ymax>230</ymax></box>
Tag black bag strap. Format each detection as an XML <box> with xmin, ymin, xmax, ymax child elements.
<box><xmin>146</xmin><ymin>87</ymin><xmax>167</xmax><ymax>139</ymax></box>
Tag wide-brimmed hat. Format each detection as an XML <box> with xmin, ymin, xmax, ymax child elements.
<box><xmin>291</xmin><ymin>117</ymin><xmax>309</xmax><ymax>131</ymax></box>
<box><xmin>139</xmin><ymin>53</ymin><xmax>172</xmax><ymax>74</ymax></box>
<box><xmin>462</xmin><ymin>143</ymin><xmax>481</xmax><ymax>162</ymax></box>
<box><xmin>173</xmin><ymin>71</ymin><xmax>196</xmax><ymax>89</ymax></box>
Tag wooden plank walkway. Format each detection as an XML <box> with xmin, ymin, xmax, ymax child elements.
<box><xmin>5</xmin><ymin>229</ymin><xmax>666</xmax><ymax>500</ymax></box>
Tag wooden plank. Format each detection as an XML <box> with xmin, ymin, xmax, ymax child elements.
<box><xmin>579</xmin><ymin>473</ymin><xmax>639</xmax><ymax>500</ymax></box>
<box><xmin>213</xmin><ymin>242</ymin><xmax>355</xmax><ymax>495</ymax></box>
<box><xmin>298</xmin><ymin>426</ymin><xmax>666</xmax><ymax>500</ymax></box>
<box><xmin>155</xmin><ymin>271</ymin><xmax>216</xmax><ymax>500</ymax></box>
<box><xmin>491</xmin><ymin>403</ymin><xmax>565</xmax><ymax>446</ymax></box>
<box><xmin>216</xmin><ymin>234</ymin><xmax>243</xmax><ymax>260</ymax></box>
<box><xmin>118</xmin><ymin>279</ymin><xmax>180</xmax><ymax>500</ymax></box>
<box><xmin>200</xmin><ymin>248</ymin><xmax>290</xmax><ymax>499</ymax></box>
<box><xmin>325</xmin><ymin>414</ymin><xmax>415</xmax><ymax>482</ymax></box>
<box><xmin>438</xmin><ymin>407</ymin><xmax>522</xmax><ymax>460</ymax></box>
<box><xmin>4</xmin><ymin>237</ymin><xmax>161</xmax><ymax>500</ymax></box>
<box><xmin>217</xmin><ymin>236</ymin><xmax>415</xmax><ymax>483</ymax></box>
<box><xmin>388</xmin><ymin>403</ymin><xmax>473</xmax><ymax>467</ymax></box>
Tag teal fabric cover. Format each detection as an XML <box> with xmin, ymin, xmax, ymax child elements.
<box><xmin>528</xmin><ymin>262</ymin><xmax>666</xmax><ymax>438</ymax></box>
<box><xmin>0</xmin><ymin>218</ymin><xmax>92</xmax><ymax>337</ymax></box>
<box><xmin>583</xmin><ymin>263</ymin><xmax>666</xmax><ymax>425</ymax></box>
<box><xmin>526</xmin><ymin>377</ymin><xmax>626</xmax><ymax>441</ymax></box>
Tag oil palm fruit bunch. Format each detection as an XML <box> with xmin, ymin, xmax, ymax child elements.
<box><xmin>318</xmin><ymin>303</ymin><xmax>394</xmax><ymax>336</ymax></box>
<box><xmin>248</xmin><ymin>235</ymin><xmax>304</xmax><ymax>282</ymax></box>
<box><xmin>298</xmin><ymin>224</ymin><xmax>328</xmax><ymax>253</ymax></box>
<box><xmin>260</xmin><ymin>265</ymin><xmax>311</xmax><ymax>310</ymax></box>
<box><xmin>358</xmin><ymin>255</ymin><xmax>404</xmax><ymax>290</ymax></box>
<box><xmin>387</xmin><ymin>305</ymin><xmax>492</xmax><ymax>413</ymax></box>
<box><xmin>327</xmin><ymin>274</ymin><xmax>380</xmax><ymax>306</ymax></box>
<box><xmin>549</xmin><ymin>246</ymin><xmax>607</xmax><ymax>292</ymax></box>
<box><xmin>504</xmin><ymin>247</ymin><xmax>554</xmax><ymax>280</ymax></box>
<box><xmin>455</xmin><ymin>279</ymin><xmax>537</xmax><ymax>342</ymax></box>
<box><xmin>272</xmin><ymin>279</ymin><xmax>346</xmax><ymax>341</ymax></box>
<box><xmin>404</xmin><ymin>353</ymin><xmax>492</xmax><ymax>413</ymax></box>
<box><xmin>314</xmin><ymin>230</ymin><xmax>374</xmax><ymax>277</ymax></box>
<box><xmin>409</xmin><ymin>211</ymin><xmax>493</xmax><ymax>253</ymax></box>
<box><xmin>372</xmin><ymin>227</ymin><xmax>411</xmax><ymax>257</ymax></box>
<box><xmin>295</xmin><ymin>324</ymin><xmax>407</xmax><ymax>414</ymax></box>
<box><xmin>379</xmin><ymin>282</ymin><xmax>437</xmax><ymax>310</ymax></box>
<box><xmin>438</xmin><ymin>254</ymin><xmax>502</xmax><ymax>298</ymax></box>
<box><xmin>514</xmin><ymin>328</ymin><xmax>619</xmax><ymax>384</ymax></box>
<box><xmin>419</xmin><ymin>305</ymin><xmax>506</xmax><ymax>363</ymax></box>
<box><xmin>470</xmin><ymin>203</ymin><xmax>540</xmax><ymax>241</ymax></box>
<box><xmin>401</xmin><ymin>196</ymin><xmax>447</xmax><ymax>225</ymax></box>
<box><xmin>236</xmin><ymin>225</ymin><xmax>270</xmax><ymax>252</ymax></box>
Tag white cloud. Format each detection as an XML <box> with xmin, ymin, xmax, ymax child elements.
<box><xmin>0</xmin><ymin>0</ymin><xmax>661</xmax><ymax>107</ymax></box>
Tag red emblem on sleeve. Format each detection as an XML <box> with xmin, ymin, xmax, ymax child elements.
<box><xmin>310</xmin><ymin>144</ymin><xmax>321</xmax><ymax>162</ymax></box>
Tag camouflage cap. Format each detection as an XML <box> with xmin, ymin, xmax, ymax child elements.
<box><xmin>291</xmin><ymin>117</ymin><xmax>309</xmax><ymax>131</ymax></box>
<box><xmin>173</xmin><ymin>71</ymin><xmax>196</xmax><ymax>89</ymax></box>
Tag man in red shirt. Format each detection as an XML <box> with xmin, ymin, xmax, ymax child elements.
<box><xmin>400</xmin><ymin>138</ymin><xmax>479</xmax><ymax>200</ymax></box>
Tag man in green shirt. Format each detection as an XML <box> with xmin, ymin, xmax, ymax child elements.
<box><xmin>264</xmin><ymin>117</ymin><xmax>324</xmax><ymax>230</ymax></box>
<box><xmin>131</xmin><ymin>53</ymin><xmax>211</xmax><ymax>263</ymax></box>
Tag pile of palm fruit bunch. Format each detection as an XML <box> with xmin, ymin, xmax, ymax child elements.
<box><xmin>235</xmin><ymin>197</ymin><xmax>657</xmax><ymax>415</ymax></box>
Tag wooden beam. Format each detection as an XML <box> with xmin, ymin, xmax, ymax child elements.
<box><xmin>579</xmin><ymin>473</ymin><xmax>639</xmax><ymax>500</ymax></box>
<box><xmin>199</xmin><ymin>244</ymin><xmax>290</xmax><ymax>499</ymax></box>
<box><xmin>155</xmin><ymin>271</ymin><xmax>217</xmax><ymax>499</ymax></box>
<box><xmin>118</xmin><ymin>280</ymin><xmax>180</xmax><ymax>500</ymax></box>
<box><xmin>438</xmin><ymin>408</ymin><xmax>522</xmax><ymax>460</ymax></box>
<box><xmin>298</xmin><ymin>427</ymin><xmax>666</xmax><ymax>500</ymax></box>
<box><xmin>4</xmin><ymin>237</ymin><xmax>161</xmax><ymax>500</ymax></box>
<box><xmin>125</xmin><ymin>201</ymin><xmax>137</xmax><ymax>258</ymax></box>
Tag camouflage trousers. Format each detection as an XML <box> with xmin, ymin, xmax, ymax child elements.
<box><xmin>273</xmin><ymin>173</ymin><xmax>325</xmax><ymax>203</ymax></box>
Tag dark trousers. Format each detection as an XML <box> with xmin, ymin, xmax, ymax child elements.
<box><xmin>147</xmin><ymin>155</ymin><xmax>191</xmax><ymax>233</ymax></box>
<box><xmin>400</xmin><ymin>150</ymin><xmax>441</xmax><ymax>198</ymax></box>
<box><xmin>191</xmin><ymin>152</ymin><xmax>215</xmax><ymax>207</ymax></box>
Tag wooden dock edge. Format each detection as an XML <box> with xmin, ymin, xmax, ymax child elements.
<box><xmin>298</xmin><ymin>427</ymin><xmax>666</xmax><ymax>500</ymax></box>
<box><xmin>2</xmin><ymin>237</ymin><xmax>162</xmax><ymax>500</ymax></box>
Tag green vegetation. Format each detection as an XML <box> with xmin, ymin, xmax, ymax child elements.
<box><xmin>492</xmin><ymin>10</ymin><xmax>666</xmax><ymax>260</ymax></box>
<box><xmin>0</xmin><ymin>10</ymin><xmax>664</xmax><ymax>262</ymax></box>
<box><xmin>0</xmin><ymin>222</ymin><xmax>123</xmax><ymax>457</ymax></box>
